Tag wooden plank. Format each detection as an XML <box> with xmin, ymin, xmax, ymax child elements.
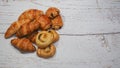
<box><xmin>0</xmin><ymin>0</ymin><xmax>120</xmax><ymax>34</ymax></box>
<box><xmin>104</xmin><ymin>34</ymin><xmax>120</xmax><ymax>68</ymax></box>
<box><xmin>0</xmin><ymin>34</ymin><xmax>120</xmax><ymax>68</ymax></box>
<box><xmin>98</xmin><ymin>0</ymin><xmax>120</xmax><ymax>8</ymax></box>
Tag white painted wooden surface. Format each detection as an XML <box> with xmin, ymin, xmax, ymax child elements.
<box><xmin>0</xmin><ymin>0</ymin><xmax>120</xmax><ymax>68</ymax></box>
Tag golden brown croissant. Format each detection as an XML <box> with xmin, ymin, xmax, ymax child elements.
<box><xmin>18</xmin><ymin>9</ymin><xmax>44</xmax><ymax>21</ymax></box>
<box><xmin>11</xmin><ymin>38</ymin><xmax>36</xmax><ymax>52</ymax></box>
<box><xmin>51</xmin><ymin>15</ymin><xmax>63</xmax><ymax>30</ymax></box>
<box><xmin>16</xmin><ymin>20</ymin><xmax>40</xmax><ymax>38</ymax></box>
<box><xmin>49</xmin><ymin>30</ymin><xmax>59</xmax><ymax>42</ymax></box>
<box><xmin>5</xmin><ymin>19</ymin><xmax>31</xmax><ymax>38</ymax></box>
<box><xmin>27</xmin><ymin>31</ymin><xmax>38</xmax><ymax>43</ymax></box>
<box><xmin>36</xmin><ymin>31</ymin><xmax>53</xmax><ymax>48</ymax></box>
<box><xmin>37</xmin><ymin>15</ymin><xmax>51</xmax><ymax>30</ymax></box>
<box><xmin>46</xmin><ymin>7</ymin><xmax>60</xmax><ymax>19</ymax></box>
<box><xmin>37</xmin><ymin>44</ymin><xmax>56</xmax><ymax>58</ymax></box>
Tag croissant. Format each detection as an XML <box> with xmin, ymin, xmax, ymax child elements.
<box><xmin>46</xmin><ymin>7</ymin><xmax>60</xmax><ymax>19</ymax></box>
<box><xmin>37</xmin><ymin>44</ymin><xmax>56</xmax><ymax>58</ymax></box>
<box><xmin>18</xmin><ymin>9</ymin><xmax>44</xmax><ymax>21</ymax></box>
<box><xmin>37</xmin><ymin>15</ymin><xmax>51</xmax><ymax>30</ymax></box>
<box><xmin>11</xmin><ymin>38</ymin><xmax>36</xmax><ymax>52</ymax></box>
<box><xmin>27</xmin><ymin>31</ymin><xmax>38</xmax><ymax>43</ymax></box>
<box><xmin>16</xmin><ymin>20</ymin><xmax>40</xmax><ymax>38</ymax></box>
<box><xmin>36</xmin><ymin>31</ymin><xmax>53</xmax><ymax>48</ymax></box>
<box><xmin>51</xmin><ymin>15</ymin><xmax>63</xmax><ymax>30</ymax></box>
<box><xmin>5</xmin><ymin>19</ymin><xmax>31</xmax><ymax>38</ymax></box>
<box><xmin>49</xmin><ymin>30</ymin><xmax>59</xmax><ymax>42</ymax></box>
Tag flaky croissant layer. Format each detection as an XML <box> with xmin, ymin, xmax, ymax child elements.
<box><xmin>5</xmin><ymin>19</ymin><xmax>31</xmax><ymax>38</ymax></box>
<box><xmin>16</xmin><ymin>20</ymin><xmax>40</xmax><ymax>38</ymax></box>
<box><xmin>11</xmin><ymin>38</ymin><xmax>36</xmax><ymax>52</ymax></box>
<box><xmin>18</xmin><ymin>9</ymin><xmax>44</xmax><ymax>21</ymax></box>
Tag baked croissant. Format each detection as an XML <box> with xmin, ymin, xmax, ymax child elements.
<box><xmin>36</xmin><ymin>31</ymin><xmax>53</xmax><ymax>48</ymax></box>
<box><xmin>46</xmin><ymin>7</ymin><xmax>60</xmax><ymax>19</ymax></box>
<box><xmin>37</xmin><ymin>44</ymin><xmax>56</xmax><ymax>58</ymax></box>
<box><xmin>37</xmin><ymin>15</ymin><xmax>51</xmax><ymax>30</ymax></box>
<box><xmin>18</xmin><ymin>9</ymin><xmax>44</xmax><ymax>21</ymax></box>
<box><xmin>49</xmin><ymin>30</ymin><xmax>59</xmax><ymax>42</ymax></box>
<box><xmin>27</xmin><ymin>31</ymin><xmax>38</xmax><ymax>43</ymax></box>
<box><xmin>51</xmin><ymin>15</ymin><xmax>63</xmax><ymax>30</ymax></box>
<box><xmin>5</xmin><ymin>19</ymin><xmax>31</xmax><ymax>38</ymax></box>
<box><xmin>11</xmin><ymin>38</ymin><xmax>36</xmax><ymax>52</ymax></box>
<box><xmin>16</xmin><ymin>20</ymin><xmax>40</xmax><ymax>38</ymax></box>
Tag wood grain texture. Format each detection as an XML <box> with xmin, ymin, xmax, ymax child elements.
<box><xmin>0</xmin><ymin>0</ymin><xmax>120</xmax><ymax>68</ymax></box>
<box><xmin>0</xmin><ymin>34</ymin><xmax>120</xmax><ymax>68</ymax></box>
<box><xmin>0</xmin><ymin>0</ymin><xmax>120</xmax><ymax>34</ymax></box>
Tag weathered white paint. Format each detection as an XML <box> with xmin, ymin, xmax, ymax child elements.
<box><xmin>0</xmin><ymin>0</ymin><xmax>120</xmax><ymax>34</ymax></box>
<box><xmin>0</xmin><ymin>34</ymin><xmax>120</xmax><ymax>68</ymax></box>
<box><xmin>0</xmin><ymin>0</ymin><xmax>120</xmax><ymax>68</ymax></box>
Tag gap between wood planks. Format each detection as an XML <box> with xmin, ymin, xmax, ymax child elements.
<box><xmin>60</xmin><ymin>32</ymin><xmax>120</xmax><ymax>36</ymax></box>
<box><xmin>0</xmin><ymin>32</ymin><xmax>120</xmax><ymax>36</ymax></box>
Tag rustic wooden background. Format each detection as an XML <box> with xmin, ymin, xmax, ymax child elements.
<box><xmin>0</xmin><ymin>0</ymin><xmax>120</xmax><ymax>68</ymax></box>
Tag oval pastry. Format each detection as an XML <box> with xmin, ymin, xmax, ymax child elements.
<box><xmin>37</xmin><ymin>44</ymin><xmax>56</xmax><ymax>58</ymax></box>
<box><xmin>46</xmin><ymin>7</ymin><xmax>60</xmax><ymax>19</ymax></box>
<box><xmin>51</xmin><ymin>15</ymin><xmax>63</xmax><ymax>30</ymax></box>
<box><xmin>36</xmin><ymin>31</ymin><xmax>53</xmax><ymax>48</ymax></box>
<box><xmin>37</xmin><ymin>15</ymin><xmax>51</xmax><ymax>30</ymax></box>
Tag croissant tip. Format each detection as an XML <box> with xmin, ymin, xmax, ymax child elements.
<box><xmin>4</xmin><ymin>33</ymin><xmax>8</xmax><ymax>38</ymax></box>
<box><xmin>4</xmin><ymin>35</ymin><xmax>10</xmax><ymax>39</ymax></box>
<box><xmin>4</xmin><ymin>36</ymin><xmax>7</xmax><ymax>39</ymax></box>
<box><xmin>4</xmin><ymin>32</ymin><xmax>14</xmax><ymax>39</ymax></box>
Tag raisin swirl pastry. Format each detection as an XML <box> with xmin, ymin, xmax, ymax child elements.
<box><xmin>46</xmin><ymin>7</ymin><xmax>60</xmax><ymax>19</ymax></box>
<box><xmin>51</xmin><ymin>15</ymin><xmax>63</xmax><ymax>30</ymax></box>
<box><xmin>46</xmin><ymin>7</ymin><xmax>63</xmax><ymax>30</ymax></box>
<box><xmin>36</xmin><ymin>31</ymin><xmax>53</xmax><ymax>48</ymax></box>
<box><xmin>37</xmin><ymin>44</ymin><xmax>56</xmax><ymax>58</ymax></box>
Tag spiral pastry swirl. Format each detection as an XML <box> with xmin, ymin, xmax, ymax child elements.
<box><xmin>37</xmin><ymin>44</ymin><xmax>56</xmax><ymax>58</ymax></box>
<box><xmin>36</xmin><ymin>31</ymin><xmax>53</xmax><ymax>48</ymax></box>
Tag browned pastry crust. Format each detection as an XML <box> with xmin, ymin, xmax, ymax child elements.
<box><xmin>37</xmin><ymin>44</ymin><xmax>56</xmax><ymax>58</ymax></box>
<box><xmin>11</xmin><ymin>38</ymin><xmax>36</xmax><ymax>52</ymax></box>
<box><xmin>49</xmin><ymin>30</ymin><xmax>59</xmax><ymax>42</ymax></box>
<box><xmin>5</xmin><ymin>19</ymin><xmax>31</xmax><ymax>38</ymax></box>
<box><xmin>16</xmin><ymin>20</ymin><xmax>40</xmax><ymax>38</ymax></box>
<box><xmin>46</xmin><ymin>7</ymin><xmax>60</xmax><ymax>19</ymax></box>
<box><xmin>51</xmin><ymin>15</ymin><xmax>63</xmax><ymax>30</ymax></box>
<box><xmin>37</xmin><ymin>15</ymin><xmax>51</xmax><ymax>30</ymax></box>
<box><xmin>18</xmin><ymin>9</ymin><xmax>44</xmax><ymax>21</ymax></box>
<box><xmin>27</xmin><ymin>31</ymin><xmax>38</xmax><ymax>43</ymax></box>
<box><xmin>35</xmin><ymin>31</ymin><xmax>53</xmax><ymax>48</ymax></box>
